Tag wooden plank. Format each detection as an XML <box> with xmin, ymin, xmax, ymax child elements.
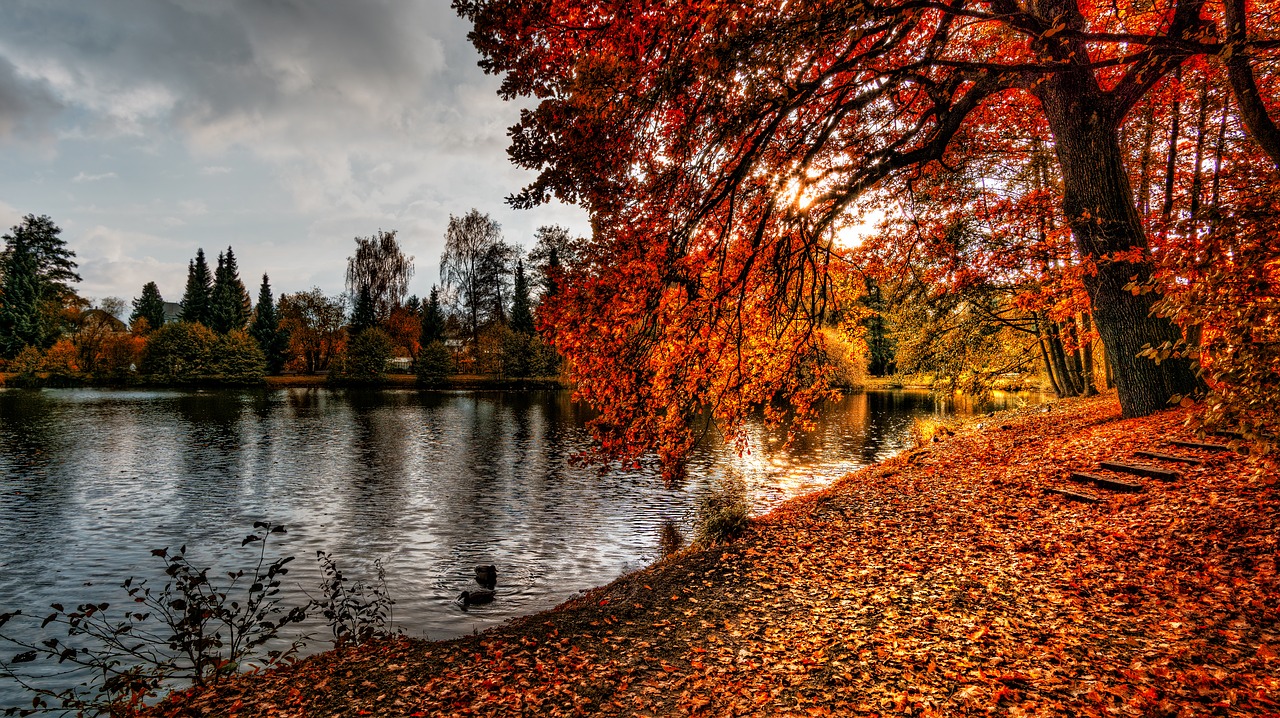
<box><xmin>1045</xmin><ymin>487</ymin><xmax>1102</xmax><ymax>504</ymax></box>
<box><xmin>1099</xmin><ymin>461</ymin><xmax>1179</xmax><ymax>482</ymax></box>
<box><xmin>1071</xmin><ymin>472</ymin><xmax>1145</xmax><ymax>493</ymax></box>
<box><xmin>1168</xmin><ymin>439</ymin><xmax>1231</xmax><ymax>452</ymax></box>
<box><xmin>1134</xmin><ymin>450</ymin><xmax>1203</xmax><ymax>465</ymax></box>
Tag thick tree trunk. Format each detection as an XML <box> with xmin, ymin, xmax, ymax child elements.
<box><xmin>1036</xmin><ymin>74</ymin><xmax>1199</xmax><ymax>417</ymax></box>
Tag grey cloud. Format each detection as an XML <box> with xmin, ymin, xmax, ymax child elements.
<box><xmin>0</xmin><ymin>54</ymin><xmax>62</xmax><ymax>139</ymax></box>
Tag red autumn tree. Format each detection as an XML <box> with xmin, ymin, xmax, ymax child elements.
<box><xmin>457</xmin><ymin>0</ymin><xmax>1280</xmax><ymax>463</ymax></box>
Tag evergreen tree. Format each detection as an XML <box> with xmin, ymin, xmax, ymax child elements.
<box><xmin>421</xmin><ymin>286</ymin><xmax>446</xmax><ymax>344</ymax></box>
<box><xmin>0</xmin><ymin>214</ymin><xmax>80</xmax><ymax>357</ymax></box>
<box><xmin>208</xmin><ymin>247</ymin><xmax>250</xmax><ymax>333</ymax></box>
<box><xmin>349</xmin><ymin>285</ymin><xmax>377</xmax><ymax>335</ymax></box>
<box><xmin>510</xmin><ymin>260</ymin><xmax>535</xmax><ymax>335</ymax></box>
<box><xmin>129</xmin><ymin>281</ymin><xmax>167</xmax><ymax>333</ymax></box>
<box><xmin>249</xmin><ymin>273</ymin><xmax>290</xmax><ymax>374</ymax></box>
<box><xmin>179</xmin><ymin>249</ymin><xmax>213</xmax><ymax>325</ymax></box>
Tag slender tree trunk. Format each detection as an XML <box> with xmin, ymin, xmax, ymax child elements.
<box><xmin>1188</xmin><ymin>78</ymin><xmax>1211</xmax><ymax>220</ymax></box>
<box><xmin>1210</xmin><ymin>102</ymin><xmax>1229</xmax><ymax>215</ymax></box>
<box><xmin>1046</xmin><ymin>320</ymin><xmax>1080</xmax><ymax>397</ymax></box>
<box><xmin>1161</xmin><ymin>67</ymin><xmax>1182</xmax><ymax>223</ymax></box>
<box><xmin>1081</xmin><ymin>312</ymin><xmax>1098</xmax><ymax>395</ymax></box>
<box><xmin>1035</xmin><ymin>71</ymin><xmax>1199</xmax><ymax>417</ymax></box>
<box><xmin>1137</xmin><ymin>103</ymin><xmax>1157</xmax><ymax>217</ymax></box>
<box><xmin>1036</xmin><ymin>314</ymin><xmax>1066</xmax><ymax>397</ymax></box>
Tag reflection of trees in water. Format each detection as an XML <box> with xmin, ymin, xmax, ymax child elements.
<box><xmin>171</xmin><ymin>392</ymin><xmax>248</xmax><ymax>524</ymax></box>
<box><xmin>341</xmin><ymin>391</ymin><xmax>410</xmax><ymax>543</ymax></box>
<box><xmin>0</xmin><ymin>391</ymin><xmax>75</xmax><ymax>558</ymax></box>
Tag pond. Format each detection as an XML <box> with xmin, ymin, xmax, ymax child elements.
<box><xmin>0</xmin><ymin>387</ymin><xmax>1039</xmax><ymax>705</ymax></box>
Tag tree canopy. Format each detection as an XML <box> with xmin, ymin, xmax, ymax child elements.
<box><xmin>457</xmin><ymin>0</ymin><xmax>1280</xmax><ymax>466</ymax></box>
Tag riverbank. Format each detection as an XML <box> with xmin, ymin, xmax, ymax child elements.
<box><xmin>0</xmin><ymin>372</ymin><xmax>565</xmax><ymax>390</ymax></box>
<box><xmin>151</xmin><ymin>393</ymin><xmax>1278</xmax><ymax>717</ymax></box>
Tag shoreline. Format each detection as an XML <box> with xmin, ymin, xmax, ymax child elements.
<box><xmin>149</xmin><ymin>393</ymin><xmax>1278</xmax><ymax>716</ymax></box>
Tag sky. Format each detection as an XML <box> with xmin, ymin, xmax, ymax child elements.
<box><xmin>0</xmin><ymin>0</ymin><xmax>590</xmax><ymax>306</ymax></box>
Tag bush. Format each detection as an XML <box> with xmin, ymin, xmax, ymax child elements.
<box><xmin>141</xmin><ymin>321</ymin><xmax>217</xmax><ymax>383</ymax></box>
<box><xmin>209</xmin><ymin>330</ymin><xmax>267</xmax><ymax>385</ymax></box>
<box><xmin>91</xmin><ymin>332</ymin><xmax>145</xmax><ymax>383</ymax></box>
<box><xmin>313</xmin><ymin>553</ymin><xmax>397</xmax><ymax>647</ymax></box>
<box><xmin>694</xmin><ymin>473</ymin><xmax>751</xmax><ymax>546</ymax></box>
<box><xmin>657</xmin><ymin>518</ymin><xmax>685</xmax><ymax>558</ymax></box>
<box><xmin>416</xmin><ymin>339</ymin><xmax>453</xmax><ymax>387</ymax></box>
<box><xmin>328</xmin><ymin>328</ymin><xmax>393</xmax><ymax>386</ymax></box>
<box><xmin>0</xmin><ymin>523</ymin><xmax>307</xmax><ymax>715</ymax></box>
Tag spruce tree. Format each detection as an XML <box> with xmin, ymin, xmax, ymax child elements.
<box><xmin>349</xmin><ymin>285</ymin><xmax>376</xmax><ymax>335</ymax></box>
<box><xmin>421</xmin><ymin>286</ymin><xmax>446</xmax><ymax>344</ymax></box>
<box><xmin>510</xmin><ymin>260</ymin><xmax>535</xmax><ymax>335</ymax></box>
<box><xmin>0</xmin><ymin>215</ymin><xmax>80</xmax><ymax>356</ymax></box>
<box><xmin>249</xmin><ymin>274</ymin><xmax>290</xmax><ymax>374</ymax></box>
<box><xmin>208</xmin><ymin>247</ymin><xmax>250</xmax><ymax>333</ymax></box>
<box><xmin>130</xmin><ymin>281</ymin><xmax>166</xmax><ymax>333</ymax></box>
<box><xmin>179</xmin><ymin>249</ymin><xmax>213</xmax><ymax>325</ymax></box>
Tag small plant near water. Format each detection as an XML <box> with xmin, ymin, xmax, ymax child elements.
<box><xmin>0</xmin><ymin>522</ymin><xmax>307</xmax><ymax>716</ymax></box>
<box><xmin>313</xmin><ymin>553</ymin><xmax>398</xmax><ymax>647</ymax></box>
<box><xmin>657</xmin><ymin>518</ymin><xmax>685</xmax><ymax>558</ymax></box>
<box><xmin>694</xmin><ymin>473</ymin><xmax>751</xmax><ymax>546</ymax></box>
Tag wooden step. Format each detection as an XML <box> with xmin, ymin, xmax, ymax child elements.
<box><xmin>1045</xmin><ymin>487</ymin><xmax>1102</xmax><ymax>504</ymax></box>
<box><xmin>1070</xmin><ymin>472</ymin><xmax>1144</xmax><ymax>493</ymax></box>
<box><xmin>1134</xmin><ymin>450</ymin><xmax>1203</xmax><ymax>465</ymax></box>
<box><xmin>1099</xmin><ymin>461</ymin><xmax>1179</xmax><ymax>482</ymax></box>
<box><xmin>1168</xmin><ymin>439</ymin><xmax>1231</xmax><ymax>452</ymax></box>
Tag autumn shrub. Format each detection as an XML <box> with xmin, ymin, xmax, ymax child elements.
<box><xmin>1145</xmin><ymin>170</ymin><xmax>1280</xmax><ymax>466</ymax></box>
<box><xmin>0</xmin><ymin>523</ymin><xmax>307</xmax><ymax>715</ymax></box>
<box><xmin>818</xmin><ymin>327</ymin><xmax>867</xmax><ymax>388</ymax></box>
<box><xmin>694</xmin><ymin>473</ymin><xmax>750</xmax><ymax>546</ymax></box>
<box><xmin>313</xmin><ymin>553</ymin><xmax>397</xmax><ymax>647</ymax></box>
<box><xmin>41</xmin><ymin>338</ymin><xmax>80</xmax><ymax>384</ymax></box>
<box><xmin>209</xmin><ymin>329</ymin><xmax>267</xmax><ymax>385</ymax></box>
<box><xmin>474</xmin><ymin>323</ymin><xmax>508</xmax><ymax>375</ymax></box>
<box><xmin>7</xmin><ymin>345</ymin><xmax>44</xmax><ymax>387</ymax></box>
<box><xmin>91</xmin><ymin>332</ymin><xmax>145</xmax><ymax>382</ymax></box>
<box><xmin>328</xmin><ymin>328</ymin><xmax>393</xmax><ymax>386</ymax></box>
<box><xmin>141</xmin><ymin>321</ymin><xmax>217</xmax><ymax>383</ymax></box>
<box><xmin>657</xmin><ymin>518</ymin><xmax>685</xmax><ymax>558</ymax></box>
<box><xmin>416</xmin><ymin>339</ymin><xmax>453</xmax><ymax>387</ymax></box>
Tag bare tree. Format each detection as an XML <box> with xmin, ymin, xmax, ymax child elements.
<box><xmin>345</xmin><ymin>230</ymin><xmax>414</xmax><ymax>324</ymax></box>
<box><xmin>440</xmin><ymin>209</ymin><xmax>507</xmax><ymax>342</ymax></box>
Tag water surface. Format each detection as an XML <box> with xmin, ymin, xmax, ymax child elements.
<box><xmin>0</xmin><ymin>387</ymin><xmax>1036</xmax><ymax>703</ymax></box>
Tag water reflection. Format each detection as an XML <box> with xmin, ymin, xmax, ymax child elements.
<box><xmin>0</xmin><ymin>386</ymin><xmax>1039</xmax><ymax>705</ymax></box>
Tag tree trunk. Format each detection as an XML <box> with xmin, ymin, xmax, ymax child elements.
<box><xmin>1035</xmin><ymin>314</ymin><xmax>1067</xmax><ymax>397</ymax></box>
<box><xmin>1161</xmin><ymin>67</ymin><xmax>1182</xmax><ymax>222</ymax></box>
<box><xmin>1137</xmin><ymin>103</ymin><xmax>1157</xmax><ymax>217</ymax></box>
<box><xmin>1035</xmin><ymin>73</ymin><xmax>1199</xmax><ymax>417</ymax></box>
<box><xmin>1080</xmin><ymin>312</ymin><xmax>1098</xmax><ymax>395</ymax></box>
<box><xmin>1188</xmin><ymin>78</ymin><xmax>1211</xmax><ymax>220</ymax></box>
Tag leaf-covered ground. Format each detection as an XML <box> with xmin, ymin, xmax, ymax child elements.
<box><xmin>153</xmin><ymin>395</ymin><xmax>1279</xmax><ymax>716</ymax></box>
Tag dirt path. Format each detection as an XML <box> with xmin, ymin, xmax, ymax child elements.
<box><xmin>154</xmin><ymin>395</ymin><xmax>1279</xmax><ymax>717</ymax></box>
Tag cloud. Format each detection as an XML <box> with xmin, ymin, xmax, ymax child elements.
<box><xmin>72</xmin><ymin>170</ymin><xmax>117</xmax><ymax>183</ymax></box>
<box><xmin>0</xmin><ymin>0</ymin><xmax>590</xmax><ymax>298</ymax></box>
<box><xmin>0</xmin><ymin>53</ymin><xmax>62</xmax><ymax>140</ymax></box>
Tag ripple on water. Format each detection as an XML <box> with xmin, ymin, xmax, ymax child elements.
<box><xmin>0</xmin><ymin>386</ymin><xmax>1040</xmax><ymax>704</ymax></box>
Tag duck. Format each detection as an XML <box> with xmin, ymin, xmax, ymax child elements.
<box><xmin>475</xmin><ymin>565</ymin><xmax>497</xmax><ymax>588</ymax></box>
<box><xmin>457</xmin><ymin>589</ymin><xmax>495</xmax><ymax>607</ymax></box>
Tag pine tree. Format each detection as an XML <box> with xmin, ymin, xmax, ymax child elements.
<box><xmin>130</xmin><ymin>281</ymin><xmax>166</xmax><ymax>333</ymax></box>
<box><xmin>179</xmin><ymin>249</ymin><xmax>213</xmax><ymax>325</ymax></box>
<box><xmin>0</xmin><ymin>215</ymin><xmax>80</xmax><ymax>357</ymax></box>
<box><xmin>421</xmin><ymin>286</ymin><xmax>446</xmax><ymax>344</ymax></box>
<box><xmin>511</xmin><ymin>260</ymin><xmax>535</xmax><ymax>335</ymax></box>
<box><xmin>249</xmin><ymin>273</ymin><xmax>290</xmax><ymax>374</ymax></box>
<box><xmin>208</xmin><ymin>247</ymin><xmax>250</xmax><ymax>333</ymax></box>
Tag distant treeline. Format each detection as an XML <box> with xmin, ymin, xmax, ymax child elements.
<box><xmin>0</xmin><ymin>210</ymin><xmax>575</xmax><ymax>388</ymax></box>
